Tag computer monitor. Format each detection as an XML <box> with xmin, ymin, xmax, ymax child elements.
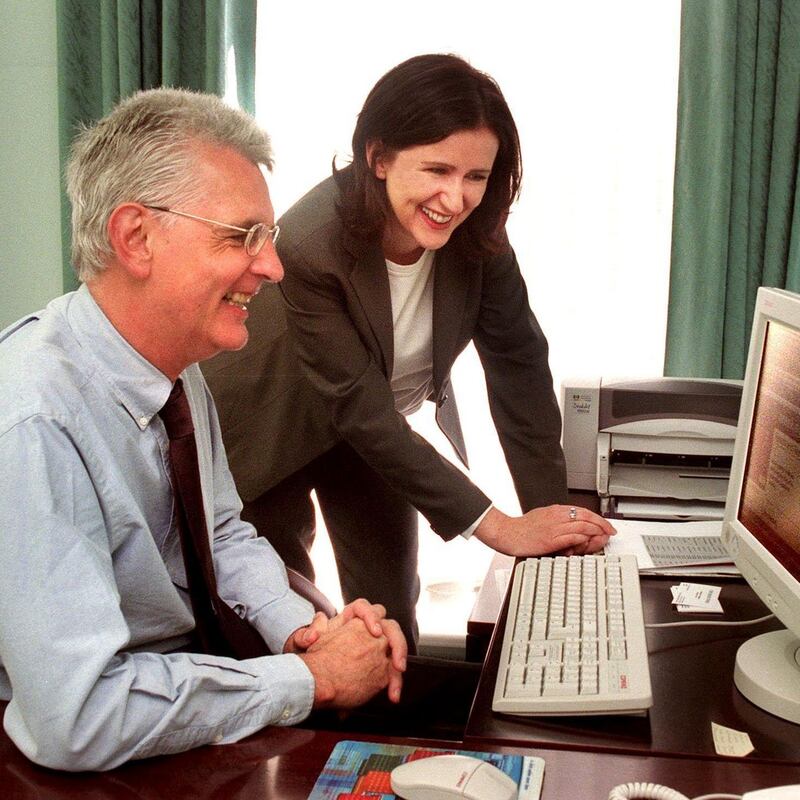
<box><xmin>722</xmin><ymin>286</ymin><xmax>800</xmax><ymax>725</ymax></box>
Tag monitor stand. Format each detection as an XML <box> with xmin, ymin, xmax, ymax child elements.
<box><xmin>733</xmin><ymin>629</ymin><xmax>800</xmax><ymax>725</ymax></box>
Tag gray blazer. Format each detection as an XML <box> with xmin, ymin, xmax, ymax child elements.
<box><xmin>203</xmin><ymin>175</ymin><xmax>567</xmax><ymax>539</ymax></box>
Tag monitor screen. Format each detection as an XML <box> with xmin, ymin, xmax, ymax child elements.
<box><xmin>737</xmin><ymin>320</ymin><xmax>800</xmax><ymax>584</ymax></box>
<box><xmin>723</xmin><ymin>287</ymin><xmax>800</xmax><ymax>725</ymax></box>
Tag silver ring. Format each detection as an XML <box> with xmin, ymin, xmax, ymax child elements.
<box><xmin>568</xmin><ymin>506</ymin><xmax>578</xmax><ymax>521</ymax></box>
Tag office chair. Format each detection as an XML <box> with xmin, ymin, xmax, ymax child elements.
<box><xmin>285</xmin><ymin>566</ymin><xmax>338</xmax><ymax>618</ymax></box>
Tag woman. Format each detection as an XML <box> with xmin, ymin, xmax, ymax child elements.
<box><xmin>204</xmin><ymin>54</ymin><xmax>613</xmax><ymax>649</ymax></box>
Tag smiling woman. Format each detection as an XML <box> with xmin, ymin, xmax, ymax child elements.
<box><xmin>373</xmin><ymin>128</ymin><xmax>499</xmax><ymax>264</ymax></box>
<box><xmin>252</xmin><ymin>2</ymin><xmax>681</xmax><ymax>648</ymax></box>
<box><xmin>201</xmin><ymin>52</ymin><xmax>617</xmax><ymax>656</ymax></box>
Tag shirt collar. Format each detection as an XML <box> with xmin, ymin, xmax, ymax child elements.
<box><xmin>67</xmin><ymin>284</ymin><xmax>173</xmax><ymax>429</ymax></box>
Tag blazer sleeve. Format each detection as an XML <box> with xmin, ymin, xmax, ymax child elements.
<box><xmin>472</xmin><ymin>246</ymin><xmax>569</xmax><ymax>510</ymax></box>
<box><xmin>278</xmin><ymin>231</ymin><xmax>491</xmax><ymax>540</ymax></box>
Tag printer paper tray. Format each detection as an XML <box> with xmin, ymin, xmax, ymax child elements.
<box><xmin>612</xmin><ymin>497</ymin><xmax>725</xmax><ymax>521</ymax></box>
<box><xmin>607</xmin><ymin>464</ymin><xmax>728</xmax><ymax>503</ymax></box>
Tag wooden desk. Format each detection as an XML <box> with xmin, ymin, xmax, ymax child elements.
<box><xmin>466</xmin><ymin>552</ymin><xmax>515</xmax><ymax>661</ymax></box>
<box><xmin>2</xmin><ymin>704</ymin><xmax>799</xmax><ymax>799</ymax></box>
<box><xmin>465</xmin><ymin>573</ymin><xmax>800</xmax><ymax>764</ymax></box>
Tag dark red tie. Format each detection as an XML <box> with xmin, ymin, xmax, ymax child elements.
<box><xmin>160</xmin><ymin>379</ymin><xmax>270</xmax><ymax>659</ymax></box>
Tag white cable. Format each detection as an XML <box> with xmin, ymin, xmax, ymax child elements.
<box><xmin>608</xmin><ymin>782</ymin><xmax>744</xmax><ymax>799</ymax></box>
<box><xmin>693</xmin><ymin>794</ymin><xmax>741</xmax><ymax>799</ymax></box>
<box><xmin>608</xmin><ymin>782</ymin><xmax>689</xmax><ymax>800</ymax></box>
<box><xmin>646</xmin><ymin>613</ymin><xmax>774</xmax><ymax>629</ymax></box>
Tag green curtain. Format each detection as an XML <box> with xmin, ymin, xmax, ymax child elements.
<box><xmin>56</xmin><ymin>0</ymin><xmax>257</xmax><ymax>292</ymax></box>
<box><xmin>664</xmin><ymin>0</ymin><xmax>800</xmax><ymax>379</ymax></box>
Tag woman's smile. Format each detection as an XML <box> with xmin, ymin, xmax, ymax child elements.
<box><xmin>375</xmin><ymin>126</ymin><xmax>499</xmax><ymax>264</ymax></box>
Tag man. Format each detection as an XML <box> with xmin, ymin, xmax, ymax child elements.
<box><xmin>0</xmin><ymin>88</ymin><xmax>405</xmax><ymax>772</ymax></box>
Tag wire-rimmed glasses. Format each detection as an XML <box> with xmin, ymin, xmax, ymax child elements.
<box><xmin>144</xmin><ymin>205</ymin><xmax>279</xmax><ymax>256</ymax></box>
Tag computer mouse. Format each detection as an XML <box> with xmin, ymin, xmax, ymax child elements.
<box><xmin>390</xmin><ymin>753</ymin><xmax>518</xmax><ymax>800</ymax></box>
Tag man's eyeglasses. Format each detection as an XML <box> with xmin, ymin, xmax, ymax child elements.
<box><xmin>144</xmin><ymin>205</ymin><xmax>279</xmax><ymax>256</ymax></box>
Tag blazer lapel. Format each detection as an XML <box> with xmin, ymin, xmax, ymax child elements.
<box><xmin>347</xmin><ymin>238</ymin><xmax>395</xmax><ymax>378</ymax></box>
<box><xmin>432</xmin><ymin>246</ymin><xmax>470</xmax><ymax>390</ymax></box>
<box><xmin>342</xmin><ymin>235</ymin><xmax>471</xmax><ymax>387</ymax></box>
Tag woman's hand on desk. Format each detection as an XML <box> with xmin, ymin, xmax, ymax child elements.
<box><xmin>474</xmin><ymin>505</ymin><xmax>616</xmax><ymax>557</ymax></box>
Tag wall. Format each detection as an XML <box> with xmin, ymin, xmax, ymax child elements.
<box><xmin>0</xmin><ymin>0</ymin><xmax>63</xmax><ymax>329</ymax></box>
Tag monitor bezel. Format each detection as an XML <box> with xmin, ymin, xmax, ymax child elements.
<box><xmin>722</xmin><ymin>286</ymin><xmax>800</xmax><ymax>641</ymax></box>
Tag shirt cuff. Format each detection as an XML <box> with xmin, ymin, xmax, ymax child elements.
<box><xmin>460</xmin><ymin>504</ymin><xmax>493</xmax><ymax>539</ymax></box>
<box><xmin>212</xmin><ymin>652</ymin><xmax>315</xmax><ymax>742</ymax></box>
<box><xmin>252</xmin><ymin>590</ymin><xmax>315</xmax><ymax>655</ymax></box>
<box><xmin>258</xmin><ymin>653</ymin><xmax>315</xmax><ymax>726</ymax></box>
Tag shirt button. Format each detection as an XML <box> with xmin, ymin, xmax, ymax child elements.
<box><xmin>138</xmin><ymin>415</ymin><xmax>149</xmax><ymax>427</ymax></box>
<box><xmin>214</xmin><ymin>734</ymin><xmax>223</xmax><ymax>743</ymax></box>
<box><xmin>281</xmin><ymin>709</ymin><xmax>291</xmax><ymax>720</ymax></box>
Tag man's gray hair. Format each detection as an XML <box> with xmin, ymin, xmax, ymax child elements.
<box><xmin>66</xmin><ymin>87</ymin><xmax>273</xmax><ymax>282</ymax></box>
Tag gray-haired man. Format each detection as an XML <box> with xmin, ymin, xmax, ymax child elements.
<box><xmin>0</xmin><ymin>88</ymin><xmax>405</xmax><ymax>772</ymax></box>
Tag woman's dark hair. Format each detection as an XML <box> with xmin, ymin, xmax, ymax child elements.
<box><xmin>335</xmin><ymin>53</ymin><xmax>522</xmax><ymax>258</ymax></box>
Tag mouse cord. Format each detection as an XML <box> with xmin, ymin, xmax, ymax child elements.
<box><xmin>645</xmin><ymin>613</ymin><xmax>774</xmax><ymax>629</ymax></box>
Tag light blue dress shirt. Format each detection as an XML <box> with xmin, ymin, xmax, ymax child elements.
<box><xmin>0</xmin><ymin>285</ymin><xmax>316</xmax><ymax>771</ymax></box>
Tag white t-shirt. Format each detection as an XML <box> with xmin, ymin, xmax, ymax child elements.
<box><xmin>386</xmin><ymin>249</ymin><xmax>435</xmax><ymax>416</ymax></box>
<box><xmin>386</xmin><ymin>250</ymin><xmax>491</xmax><ymax>538</ymax></box>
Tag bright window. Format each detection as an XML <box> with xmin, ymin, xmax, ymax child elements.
<box><xmin>255</xmin><ymin>1</ymin><xmax>681</xmax><ymax>647</ymax></box>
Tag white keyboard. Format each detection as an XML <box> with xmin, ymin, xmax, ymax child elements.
<box><xmin>492</xmin><ymin>554</ymin><xmax>652</xmax><ymax>715</ymax></box>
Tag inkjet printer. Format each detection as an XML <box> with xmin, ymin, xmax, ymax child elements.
<box><xmin>561</xmin><ymin>378</ymin><xmax>742</xmax><ymax>520</ymax></box>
